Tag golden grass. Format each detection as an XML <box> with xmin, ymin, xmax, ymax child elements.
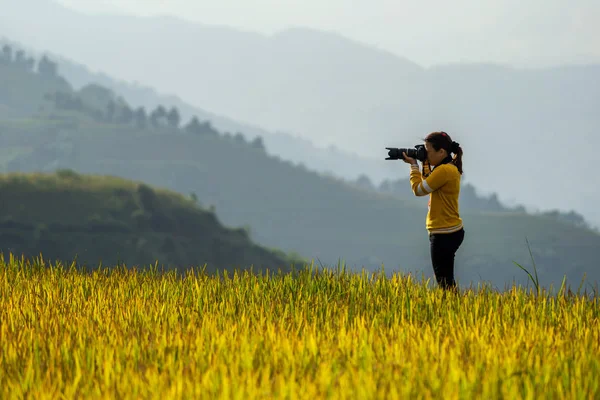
<box><xmin>0</xmin><ymin>253</ymin><xmax>598</xmax><ymax>399</ymax></box>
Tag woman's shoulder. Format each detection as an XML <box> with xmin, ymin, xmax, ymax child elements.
<box><xmin>439</xmin><ymin>162</ymin><xmax>461</xmax><ymax>177</ymax></box>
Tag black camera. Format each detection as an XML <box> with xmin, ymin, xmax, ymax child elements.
<box><xmin>385</xmin><ymin>144</ymin><xmax>427</xmax><ymax>162</ymax></box>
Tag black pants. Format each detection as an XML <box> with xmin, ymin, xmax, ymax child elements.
<box><xmin>429</xmin><ymin>228</ymin><xmax>465</xmax><ymax>290</ymax></box>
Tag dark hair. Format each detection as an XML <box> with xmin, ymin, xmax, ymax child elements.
<box><xmin>423</xmin><ymin>131</ymin><xmax>463</xmax><ymax>175</ymax></box>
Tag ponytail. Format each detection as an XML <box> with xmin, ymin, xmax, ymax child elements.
<box><xmin>452</xmin><ymin>143</ymin><xmax>463</xmax><ymax>175</ymax></box>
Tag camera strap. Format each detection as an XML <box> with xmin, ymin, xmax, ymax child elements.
<box><xmin>424</xmin><ymin>155</ymin><xmax>453</xmax><ymax>177</ymax></box>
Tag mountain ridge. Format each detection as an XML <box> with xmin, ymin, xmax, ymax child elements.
<box><xmin>1</xmin><ymin>46</ymin><xmax>599</xmax><ymax>290</ymax></box>
<box><xmin>2</xmin><ymin>36</ymin><xmax>595</xmax><ymax>230</ymax></box>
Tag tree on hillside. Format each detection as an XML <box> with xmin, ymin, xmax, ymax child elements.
<box><xmin>167</xmin><ymin>107</ymin><xmax>181</xmax><ymax>129</ymax></box>
<box><xmin>14</xmin><ymin>50</ymin><xmax>24</xmax><ymax>64</ymax></box>
<box><xmin>251</xmin><ymin>136</ymin><xmax>266</xmax><ymax>151</ymax></box>
<box><xmin>355</xmin><ymin>174</ymin><xmax>375</xmax><ymax>191</ymax></box>
<box><xmin>0</xmin><ymin>45</ymin><xmax>34</xmax><ymax>70</ymax></box>
<box><xmin>25</xmin><ymin>57</ymin><xmax>35</xmax><ymax>72</ymax></box>
<box><xmin>134</xmin><ymin>107</ymin><xmax>147</xmax><ymax>129</ymax></box>
<box><xmin>184</xmin><ymin>116</ymin><xmax>219</xmax><ymax>137</ymax></box>
<box><xmin>234</xmin><ymin>132</ymin><xmax>246</xmax><ymax>145</ymax></box>
<box><xmin>149</xmin><ymin>105</ymin><xmax>167</xmax><ymax>128</ymax></box>
<box><xmin>137</xmin><ymin>184</ymin><xmax>158</xmax><ymax>213</ymax></box>
<box><xmin>542</xmin><ymin>209</ymin><xmax>590</xmax><ymax>229</ymax></box>
<box><xmin>89</xmin><ymin>109</ymin><xmax>104</xmax><ymax>122</ymax></box>
<box><xmin>37</xmin><ymin>55</ymin><xmax>58</xmax><ymax>79</ymax></box>
<box><xmin>184</xmin><ymin>116</ymin><xmax>202</xmax><ymax>135</ymax></box>
<box><xmin>49</xmin><ymin>91</ymin><xmax>84</xmax><ymax>112</ymax></box>
<box><xmin>117</xmin><ymin>104</ymin><xmax>134</xmax><ymax>124</ymax></box>
<box><xmin>379</xmin><ymin>180</ymin><xmax>392</xmax><ymax>192</ymax></box>
<box><xmin>200</xmin><ymin>120</ymin><xmax>219</xmax><ymax>136</ymax></box>
<box><xmin>78</xmin><ymin>84</ymin><xmax>116</xmax><ymax>107</ymax></box>
<box><xmin>1</xmin><ymin>45</ymin><xmax>12</xmax><ymax>63</ymax></box>
<box><xmin>105</xmin><ymin>100</ymin><xmax>116</xmax><ymax>122</ymax></box>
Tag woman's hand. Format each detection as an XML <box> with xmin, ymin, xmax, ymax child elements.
<box><xmin>402</xmin><ymin>152</ymin><xmax>417</xmax><ymax>165</ymax></box>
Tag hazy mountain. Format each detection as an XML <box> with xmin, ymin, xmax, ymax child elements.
<box><xmin>52</xmin><ymin>50</ymin><xmax>395</xmax><ymax>185</ymax></box>
<box><xmin>4</xmin><ymin>35</ymin><xmax>591</xmax><ymax>230</ymax></box>
<box><xmin>1</xmin><ymin>48</ymin><xmax>599</xmax><ymax>291</ymax></box>
<box><xmin>0</xmin><ymin>36</ymin><xmax>398</xmax><ymax>196</ymax></box>
<box><xmin>2</xmin><ymin>0</ymin><xmax>598</xmax><ymax>231</ymax></box>
<box><xmin>52</xmin><ymin>0</ymin><xmax>600</xmax><ymax>69</ymax></box>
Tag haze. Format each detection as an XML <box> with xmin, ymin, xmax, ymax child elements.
<box><xmin>55</xmin><ymin>0</ymin><xmax>600</xmax><ymax>68</ymax></box>
<box><xmin>1</xmin><ymin>0</ymin><xmax>599</xmax><ymax>231</ymax></box>
<box><xmin>2</xmin><ymin>0</ymin><xmax>600</xmax><ymax>289</ymax></box>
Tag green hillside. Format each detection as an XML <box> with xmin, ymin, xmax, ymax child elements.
<box><xmin>1</xmin><ymin>43</ymin><xmax>599</xmax><ymax>290</ymax></box>
<box><xmin>0</xmin><ymin>170</ymin><xmax>300</xmax><ymax>273</ymax></box>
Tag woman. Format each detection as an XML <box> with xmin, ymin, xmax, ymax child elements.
<box><xmin>401</xmin><ymin>131</ymin><xmax>464</xmax><ymax>291</ymax></box>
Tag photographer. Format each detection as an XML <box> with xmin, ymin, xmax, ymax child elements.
<box><xmin>401</xmin><ymin>131</ymin><xmax>464</xmax><ymax>291</ymax></box>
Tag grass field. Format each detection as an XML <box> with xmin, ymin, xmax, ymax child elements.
<box><xmin>0</xmin><ymin>253</ymin><xmax>598</xmax><ymax>399</ymax></box>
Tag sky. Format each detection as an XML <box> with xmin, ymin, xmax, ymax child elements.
<box><xmin>54</xmin><ymin>0</ymin><xmax>600</xmax><ymax>68</ymax></box>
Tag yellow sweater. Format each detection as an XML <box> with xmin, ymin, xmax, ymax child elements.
<box><xmin>409</xmin><ymin>161</ymin><xmax>463</xmax><ymax>234</ymax></box>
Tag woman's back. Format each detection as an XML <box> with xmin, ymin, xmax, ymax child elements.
<box><xmin>425</xmin><ymin>162</ymin><xmax>462</xmax><ymax>234</ymax></box>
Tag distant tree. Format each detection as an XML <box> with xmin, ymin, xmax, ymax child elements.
<box><xmin>1</xmin><ymin>45</ymin><xmax>12</xmax><ymax>63</ymax></box>
<box><xmin>25</xmin><ymin>57</ymin><xmax>35</xmax><ymax>72</ymax></box>
<box><xmin>78</xmin><ymin>83</ymin><xmax>116</xmax><ymax>107</ymax></box>
<box><xmin>149</xmin><ymin>105</ymin><xmax>167</xmax><ymax>128</ymax></box>
<box><xmin>137</xmin><ymin>184</ymin><xmax>158</xmax><ymax>213</ymax></box>
<box><xmin>90</xmin><ymin>109</ymin><xmax>104</xmax><ymax>122</ymax></box>
<box><xmin>166</xmin><ymin>106</ymin><xmax>181</xmax><ymax>129</ymax></box>
<box><xmin>156</xmin><ymin>105</ymin><xmax>167</xmax><ymax>118</ymax></box>
<box><xmin>105</xmin><ymin>100</ymin><xmax>116</xmax><ymax>122</ymax></box>
<box><xmin>234</xmin><ymin>132</ymin><xmax>246</xmax><ymax>145</ymax></box>
<box><xmin>117</xmin><ymin>105</ymin><xmax>134</xmax><ymax>124</ymax></box>
<box><xmin>200</xmin><ymin>120</ymin><xmax>219</xmax><ymax>136</ymax></box>
<box><xmin>487</xmin><ymin>193</ymin><xmax>503</xmax><ymax>212</ymax></box>
<box><xmin>251</xmin><ymin>136</ymin><xmax>266</xmax><ymax>151</ymax></box>
<box><xmin>149</xmin><ymin>109</ymin><xmax>158</xmax><ymax>127</ymax></box>
<box><xmin>563</xmin><ymin>210</ymin><xmax>587</xmax><ymax>227</ymax></box>
<box><xmin>543</xmin><ymin>209</ymin><xmax>589</xmax><ymax>229</ymax></box>
<box><xmin>184</xmin><ymin>116</ymin><xmax>202</xmax><ymax>134</ymax></box>
<box><xmin>14</xmin><ymin>50</ymin><xmax>25</xmax><ymax>66</ymax></box>
<box><xmin>134</xmin><ymin>107</ymin><xmax>147</xmax><ymax>129</ymax></box>
<box><xmin>71</xmin><ymin>96</ymin><xmax>84</xmax><ymax>111</ymax></box>
<box><xmin>379</xmin><ymin>179</ymin><xmax>392</xmax><ymax>192</ymax></box>
<box><xmin>51</xmin><ymin>91</ymin><xmax>82</xmax><ymax>111</ymax></box>
<box><xmin>355</xmin><ymin>174</ymin><xmax>375</xmax><ymax>190</ymax></box>
<box><xmin>512</xmin><ymin>205</ymin><xmax>527</xmax><ymax>213</ymax></box>
<box><xmin>37</xmin><ymin>55</ymin><xmax>58</xmax><ymax>78</ymax></box>
<box><xmin>115</xmin><ymin>96</ymin><xmax>127</xmax><ymax>107</ymax></box>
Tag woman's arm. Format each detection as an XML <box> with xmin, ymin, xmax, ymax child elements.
<box><xmin>409</xmin><ymin>164</ymin><xmax>448</xmax><ymax>197</ymax></box>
